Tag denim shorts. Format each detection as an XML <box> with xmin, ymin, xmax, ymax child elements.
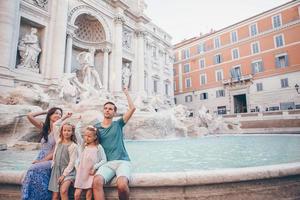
<box><xmin>96</xmin><ymin>160</ymin><xmax>132</xmax><ymax>184</ymax></box>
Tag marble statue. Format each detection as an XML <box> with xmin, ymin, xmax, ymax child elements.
<box><xmin>122</xmin><ymin>63</ymin><xmax>131</xmax><ymax>88</ymax></box>
<box><xmin>18</xmin><ymin>28</ymin><xmax>41</xmax><ymax>72</ymax></box>
<box><xmin>77</xmin><ymin>48</ymin><xmax>103</xmax><ymax>90</ymax></box>
<box><xmin>58</xmin><ymin>72</ymin><xmax>91</xmax><ymax>102</ymax></box>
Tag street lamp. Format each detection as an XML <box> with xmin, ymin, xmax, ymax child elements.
<box><xmin>295</xmin><ymin>84</ymin><xmax>300</xmax><ymax>94</ymax></box>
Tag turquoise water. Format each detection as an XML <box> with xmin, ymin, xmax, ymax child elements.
<box><xmin>1</xmin><ymin>135</ymin><xmax>300</xmax><ymax>173</ymax></box>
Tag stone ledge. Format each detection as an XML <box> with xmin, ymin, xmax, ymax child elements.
<box><xmin>1</xmin><ymin>162</ymin><xmax>300</xmax><ymax>187</ymax></box>
<box><xmin>1</xmin><ymin>163</ymin><xmax>300</xmax><ymax>200</ymax></box>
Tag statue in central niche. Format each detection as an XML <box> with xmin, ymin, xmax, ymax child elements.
<box><xmin>77</xmin><ymin>47</ymin><xmax>103</xmax><ymax>90</ymax></box>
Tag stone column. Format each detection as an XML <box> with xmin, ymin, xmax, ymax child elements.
<box><xmin>102</xmin><ymin>47</ymin><xmax>110</xmax><ymax>90</ymax></box>
<box><xmin>46</xmin><ymin>0</ymin><xmax>68</xmax><ymax>80</ymax></box>
<box><xmin>135</xmin><ymin>30</ymin><xmax>145</xmax><ymax>95</ymax></box>
<box><xmin>178</xmin><ymin>63</ymin><xmax>183</xmax><ymax>92</ymax></box>
<box><xmin>0</xmin><ymin>0</ymin><xmax>20</xmax><ymax>73</ymax></box>
<box><xmin>64</xmin><ymin>32</ymin><xmax>73</xmax><ymax>73</ymax></box>
<box><xmin>112</xmin><ymin>15</ymin><xmax>124</xmax><ymax>92</ymax></box>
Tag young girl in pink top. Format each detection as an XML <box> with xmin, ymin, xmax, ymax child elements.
<box><xmin>74</xmin><ymin>125</ymin><xmax>107</xmax><ymax>200</ymax></box>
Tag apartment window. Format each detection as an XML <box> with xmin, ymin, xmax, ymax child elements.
<box><xmin>250</xmin><ymin>23</ymin><xmax>258</xmax><ymax>36</ymax></box>
<box><xmin>231</xmin><ymin>31</ymin><xmax>238</xmax><ymax>43</ymax></box>
<box><xmin>217</xmin><ymin>106</ymin><xmax>227</xmax><ymax>115</ymax></box>
<box><xmin>256</xmin><ymin>83</ymin><xmax>263</xmax><ymax>92</ymax></box>
<box><xmin>272</xmin><ymin>15</ymin><xmax>282</xmax><ymax>28</ymax></box>
<box><xmin>200</xmin><ymin>92</ymin><xmax>208</xmax><ymax>100</ymax></box>
<box><xmin>184</xmin><ymin>63</ymin><xmax>190</xmax><ymax>73</ymax></box>
<box><xmin>280</xmin><ymin>102</ymin><xmax>295</xmax><ymax>110</ymax></box>
<box><xmin>199</xmin><ymin>58</ymin><xmax>205</xmax><ymax>69</ymax></box>
<box><xmin>165</xmin><ymin>83</ymin><xmax>169</xmax><ymax>95</ymax></box>
<box><xmin>197</xmin><ymin>42</ymin><xmax>206</xmax><ymax>53</ymax></box>
<box><xmin>173</xmin><ymin>68</ymin><xmax>176</xmax><ymax>75</ymax></box>
<box><xmin>215</xmin><ymin>70</ymin><xmax>223</xmax><ymax>82</ymax></box>
<box><xmin>231</xmin><ymin>48</ymin><xmax>239</xmax><ymax>60</ymax></box>
<box><xmin>280</xmin><ymin>78</ymin><xmax>289</xmax><ymax>88</ymax></box>
<box><xmin>174</xmin><ymin>98</ymin><xmax>177</xmax><ymax>104</ymax></box>
<box><xmin>251</xmin><ymin>42</ymin><xmax>260</xmax><ymax>54</ymax></box>
<box><xmin>274</xmin><ymin>34</ymin><xmax>284</xmax><ymax>48</ymax></box>
<box><xmin>230</xmin><ymin>66</ymin><xmax>242</xmax><ymax>79</ymax></box>
<box><xmin>152</xmin><ymin>46</ymin><xmax>157</xmax><ymax>58</ymax></box>
<box><xmin>144</xmin><ymin>73</ymin><xmax>148</xmax><ymax>91</ymax></box>
<box><xmin>185</xmin><ymin>77</ymin><xmax>192</xmax><ymax>88</ymax></box>
<box><xmin>200</xmin><ymin>74</ymin><xmax>207</xmax><ymax>85</ymax></box>
<box><xmin>275</xmin><ymin>54</ymin><xmax>288</xmax><ymax>68</ymax></box>
<box><xmin>164</xmin><ymin>53</ymin><xmax>168</xmax><ymax>64</ymax></box>
<box><xmin>182</xmin><ymin>49</ymin><xmax>190</xmax><ymax>59</ymax></box>
<box><xmin>269</xmin><ymin>106</ymin><xmax>280</xmax><ymax>111</ymax></box>
<box><xmin>251</xmin><ymin>60</ymin><xmax>264</xmax><ymax>74</ymax></box>
<box><xmin>216</xmin><ymin>89</ymin><xmax>225</xmax><ymax>97</ymax></box>
<box><xmin>214</xmin><ymin>54</ymin><xmax>222</xmax><ymax>64</ymax></box>
<box><xmin>185</xmin><ymin>95</ymin><xmax>193</xmax><ymax>102</ymax></box>
<box><xmin>214</xmin><ymin>37</ymin><xmax>221</xmax><ymax>48</ymax></box>
<box><xmin>153</xmin><ymin>79</ymin><xmax>158</xmax><ymax>93</ymax></box>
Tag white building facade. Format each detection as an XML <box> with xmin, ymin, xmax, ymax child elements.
<box><xmin>0</xmin><ymin>0</ymin><xmax>174</xmax><ymax>102</ymax></box>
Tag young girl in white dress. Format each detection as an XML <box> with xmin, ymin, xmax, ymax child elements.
<box><xmin>48</xmin><ymin>117</ymin><xmax>78</xmax><ymax>200</ymax></box>
<box><xmin>74</xmin><ymin>125</ymin><xmax>107</xmax><ymax>200</ymax></box>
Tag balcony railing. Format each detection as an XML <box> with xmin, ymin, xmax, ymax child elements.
<box><xmin>222</xmin><ymin>74</ymin><xmax>253</xmax><ymax>85</ymax></box>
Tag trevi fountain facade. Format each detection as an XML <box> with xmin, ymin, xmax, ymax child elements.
<box><xmin>0</xmin><ymin>0</ymin><xmax>188</xmax><ymax>144</ymax></box>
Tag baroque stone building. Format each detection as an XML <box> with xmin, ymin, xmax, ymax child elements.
<box><xmin>0</xmin><ymin>0</ymin><xmax>173</xmax><ymax>102</ymax></box>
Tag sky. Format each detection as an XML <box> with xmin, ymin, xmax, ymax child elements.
<box><xmin>144</xmin><ymin>0</ymin><xmax>291</xmax><ymax>44</ymax></box>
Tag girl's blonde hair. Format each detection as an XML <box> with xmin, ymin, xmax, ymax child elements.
<box><xmin>85</xmin><ymin>125</ymin><xmax>98</xmax><ymax>145</ymax></box>
<box><xmin>60</xmin><ymin>122</ymin><xmax>77</xmax><ymax>144</ymax></box>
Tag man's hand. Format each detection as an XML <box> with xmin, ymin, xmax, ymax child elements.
<box><xmin>123</xmin><ymin>86</ymin><xmax>129</xmax><ymax>95</ymax></box>
<box><xmin>122</xmin><ymin>86</ymin><xmax>136</xmax><ymax>123</ymax></box>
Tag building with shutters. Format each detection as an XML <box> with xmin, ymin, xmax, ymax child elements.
<box><xmin>173</xmin><ymin>0</ymin><xmax>300</xmax><ymax>115</ymax></box>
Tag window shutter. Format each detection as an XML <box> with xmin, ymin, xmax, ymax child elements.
<box><xmin>260</xmin><ymin>61</ymin><xmax>264</xmax><ymax>72</ymax></box>
<box><xmin>230</xmin><ymin>69</ymin><xmax>235</xmax><ymax>78</ymax></box>
<box><xmin>275</xmin><ymin>37</ymin><xmax>279</xmax><ymax>47</ymax></box>
<box><xmin>285</xmin><ymin>55</ymin><xmax>289</xmax><ymax>67</ymax></box>
<box><xmin>275</xmin><ymin>57</ymin><xmax>280</xmax><ymax>68</ymax></box>
<box><xmin>251</xmin><ymin>63</ymin><xmax>255</xmax><ymax>74</ymax></box>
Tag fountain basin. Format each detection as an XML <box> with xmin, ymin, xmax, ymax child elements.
<box><xmin>1</xmin><ymin>135</ymin><xmax>300</xmax><ymax>199</ymax></box>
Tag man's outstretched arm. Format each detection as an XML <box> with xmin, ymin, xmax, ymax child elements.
<box><xmin>123</xmin><ymin>87</ymin><xmax>136</xmax><ymax>123</ymax></box>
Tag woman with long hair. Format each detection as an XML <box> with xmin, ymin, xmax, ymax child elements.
<box><xmin>21</xmin><ymin>107</ymin><xmax>70</xmax><ymax>200</ymax></box>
